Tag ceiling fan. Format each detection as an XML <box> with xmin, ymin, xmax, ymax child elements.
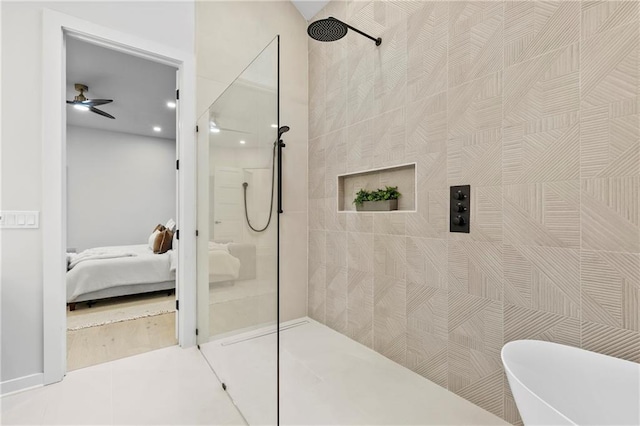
<box><xmin>66</xmin><ymin>83</ymin><xmax>115</xmax><ymax>119</ymax></box>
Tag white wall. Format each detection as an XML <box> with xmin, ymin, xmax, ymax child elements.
<box><xmin>196</xmin><ymin>1</ymin><xmax>309</xmax><ymax>323</ymax></box>
<box><xmin>67</xmin><ymin>126</ymin><xmax>176</xmax><ymax>252</ymax></box>
<box><xmin>1</xmin><ymin>0</ymin><xmax>194</xmax><ymax>386</ymax></box>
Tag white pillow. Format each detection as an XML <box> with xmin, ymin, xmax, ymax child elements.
<box><xmin>165</xmin><ymin>218</ymin><xmax>176</xmax><ymax>232</ymax></box>
<box><xmin>208</xmin><ymin>241</ymin><xmax>229</xmax><ymax>252</ymax></box>
<box><xmin>148</xmin><ymin>230</ymin><xmax>160</xmax><ymax>251</ymax></box>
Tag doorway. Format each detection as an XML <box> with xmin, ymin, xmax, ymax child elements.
<box><xmin>64</xmin><ymin>37</ymin><xmax>179</xmax><ymax>370</ymax></box>
<box><xmin>42</xmin><ymin>10</ymin><xmax>197</xmax><ymax>385</ymax></box>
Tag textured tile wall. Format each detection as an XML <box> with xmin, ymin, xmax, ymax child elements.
<box><xmin>307</xmin><ymin>1</ymin><xmax>640</xmax><ymax>423</ymax></box>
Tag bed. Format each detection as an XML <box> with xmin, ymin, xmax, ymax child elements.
<box><xmin>66</xmin><ymin>242</ymin><xmax>256</xmax><ymax>310</ymax></box>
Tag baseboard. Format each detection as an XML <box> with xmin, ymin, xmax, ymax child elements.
<box><xmin>1</xmin><ymin>373</ymin><xmax>44</xmax><ymax>396</ymax></box>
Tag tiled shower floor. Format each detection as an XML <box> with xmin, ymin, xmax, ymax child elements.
<box><xmin>200</xmin><ymin>318</ymin><xmax>508</xmax><ymax>425</ymax></box>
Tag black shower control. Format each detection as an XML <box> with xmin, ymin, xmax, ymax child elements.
<box><xmin>450</xmin><ymin>185</ymin><xmax>470</xmax><ymax>233</ymax></box>
<box><xmin>453</xmin><ymin>216</ymin><xmax>465</xmax><ymax>226</ymax></box>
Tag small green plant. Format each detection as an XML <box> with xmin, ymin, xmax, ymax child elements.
<box><xmin>353</xmin><ymin>186</ymin><xmax>401</xmax><ymax>206</ymax></box>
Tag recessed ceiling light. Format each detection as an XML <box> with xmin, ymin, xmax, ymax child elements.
<box><xmin>210</xmin><ymin>127</ymin><xmax>220</xmax><ymax>133</ymax></box>
<box><xmin>74</xmin><ymin>105</ymin><xmax>89</xmax><ymax>111</ymax></box>
<box><xmin>270</xmin><ymin>124</ymin><xmax>278</xmax><ymax>128</ymax></box>
<box><xmin>239</xmin><ymin>140</ymin><xmax>246</xmax><ymax>144</ymax></box>
<box><xmin>153</xmin><ymin>126</ymin><xmax>162</xmax><ymax>132</ymax></box>
<box><xmin>167</xmin><ymin>101</ymin><xmax>176</xmax><ymax>109</ymax></box>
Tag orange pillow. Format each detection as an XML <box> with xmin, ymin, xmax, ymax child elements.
<box><xmin>151</xmin><ymin>225</ymin><xmax>173</xmax><ymax>254</ymax></box>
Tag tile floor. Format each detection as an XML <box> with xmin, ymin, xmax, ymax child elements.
<box><xmin>4</xmin><ymin>318</ymin><xmax>509</xmax><ymax>426</ymax></box>
<box><xmin>1</xmin><ymin>346</ymin><xmax>245</xmax><ymax>425</ymax></box>
<box><xmin>201</xmin><ymin>318</ymin><xmax>509</xmax><ymax>425</ymax></box>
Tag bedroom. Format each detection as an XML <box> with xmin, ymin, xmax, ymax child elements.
<box><xmin>64</xmin><ymin>37</ymin><xmax>179</xmax><ymax>370</ymax></box>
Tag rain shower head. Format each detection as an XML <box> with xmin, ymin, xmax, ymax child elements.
<box><xmin>307</xmin><ymin>17</ymin><xmax>382</xmax><ymax>46</ymax></box>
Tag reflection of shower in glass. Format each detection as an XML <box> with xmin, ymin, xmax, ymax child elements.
<box><xmin>243</xmin><ymin>126</ymin><xmax>290</xmax><ymax>232</ymax></box>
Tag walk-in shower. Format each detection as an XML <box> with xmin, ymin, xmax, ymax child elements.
<box><xmin>242</xmin><ymin>125</ymin><xmax>289</xmax><ymax>232</ymax></box>
<box><xmin>307</xmin><ymin>16</ymin><xmax>382</xmax><ymax>46</ymax></box>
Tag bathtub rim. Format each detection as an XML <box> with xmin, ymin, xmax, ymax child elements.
<box><xmin>501</xmin><ymin>340</ymin><xmax>577</xmax><ymax>425</ymax></box>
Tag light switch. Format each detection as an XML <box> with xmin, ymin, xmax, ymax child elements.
<box><xmin>0</xmin><ymin>211</ymin><xmax>39</xmax><ymax>229</ymax></box>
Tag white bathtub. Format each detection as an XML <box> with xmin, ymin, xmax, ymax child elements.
<box><xmin>502</xmin><ymin>340</ymin><xmax>640</xmax><ymax>425</ymax></box>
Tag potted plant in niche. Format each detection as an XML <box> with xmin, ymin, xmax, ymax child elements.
<box><xmin>353</xmin><ymin>186</ymin><xmax>401</xmax><ymax>211</ymax></box>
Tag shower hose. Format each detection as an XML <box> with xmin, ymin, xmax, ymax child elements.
<box><xmin>242</xmin><ymin>141</ymin><xmax>276</xmax><ymax>233</ymax></box>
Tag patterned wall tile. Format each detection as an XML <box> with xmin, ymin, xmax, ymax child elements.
<box><xmin>347</xmin><ymin>269</ymin><xmax>373</xmax><ymax>348</ymax></box>
<box><xmin>324</xmin><ymin>129</ymin><xmax>347</xmax><ymax>198</ymax></box>
<box><xmin>407</xmin><ymin>92</ymin><xmax>447</xmax><ymax>156</ymax></box>
<box><xmin>581</xmin><ymin>21</ymin><xmax>638</xmax><ymax>109</ymax></box>
<box><xmin>374</xmin><ymin>275</ymin><xmax>407</xmax><ymax>365</ymax></box>
<box><xmin>326</xmin><ymin>264</ymin><xmax>348</xmax><ymax>333</ymax></box>
<box><xmin>581</xmin><ymin>101</ymin><xmax>639</xmax><ymax>179</ymax></box>
<box><xmin>504</xmin><ymin>43</ymin><xmax>580</xmax><ymax>126</ymax></box>
<box><xmin>503</xmin><ymin>115</ymin><xmax>580</xmax><ymax>185</ymax></box>
<box><xmin>309</xmin><ymin>229</ymin><xmax>326</xmax><ymax>270</ymax></box>
<box><xmin>325</xmin><ymin>197</ymin><xmax>346</xmax><ymax>232</ymax></box>
<box><xmin>309</xmin><ymin>264</ymin><xmax>326</xmax><ymax>323</ymax></box>
<box><xmin>581</xmin><ymin>176</ymin><xmax>639</xmax><ymax>253</ymax></box>
<box><xmin>406</xmin><ymin>284</ymin><xmax>448</xmax><ymax>388</ymax></box>
<box><xmin>308</xmin><ymin>198</ymin><xmax>326</xmax><ymax>230</ymax></box>
<box><xmin>348</xmin><ymin>231</ymin><xmax>374</xmax><ymax>272</ymax></box>
<box><xmin>406</xmin><ymin>189</ymin><xmax>448</xmax><ymax>239</ymax></box>
<box><xmin>582</xmin><ymin>250</ymin><xmax>639</xmax><ymax>332</ymax></box>
<box><xmin>406</xmin><ymin>237</ymin><xmax>447</xmax><ymax>290</ymax></box>
<box><xmin>373</xmin><ymin>107</ymin><xmax>406</xmax><ymax>168</ymax></box>
<box><xmin>448</xmin><ymin>1</ymin><xmax>503</xmax><ymax>88</ymax></box>
<box><xmin>325</xmin><ymin>36</ymin><xmax>348</xmax><ymax>134</ymax></box>
<box><xmin>448</xmin><ymin>72</ymin><xmax>502</xmax><ymax>186</ymax></box>
<box><xmin>504</xmin><ymin>245</ymin><xmax>580</xmax><ymax>318</ymax></box>
<box><xmin>582</xmin><ymin>1</ymin><xmax>639</xmax><ymax>40</ymax></box>
<box><xmin>379</xmin><ymin>167</ymin><xmax>416</xmax><ymax>210</ymax></box>
<box><xmin>346</xmin><ymin>119</ymin><xmax>375</xmax><ymax>171</ymax></box>
<box><xmin>504</xmin><ymin>304</ymin><xmax>580</xmax><ymax>348</ymax></box>
<box><xmin>503</xmin><ymin>180</ymin><xmax>580</xmax><ymax>249</ymax></box>
<box><xmin>374</xmin><ymin>234</ymin><xmax>406</xmax><ymax>280</ymax></box>
<box><xmin>448</xmin><ymin>241</ymin><xmax>503</xmax><ymax>301</ymax></box>
<box><xmin>326</xmin><ymin>230</ymin><xmax>347</xmax><ymax>267</ymax></box>
<box><xmin>414</xmin><ymin>151</ymin><xmax>447</xmax><ymax>191</ymax></box>
<box><xmin>309</xmin><ymin>45</ymin><xmax>326</xmax><ymax>139</ymax></box>
<box><xmin>347</xmin><ymin>212</ymin><xmax>373</xmax><ymax>234</ymax></box>
<box><xmin>374</xmin><ymin>213</ymin><xmax>406</xmax><ymax>236</ymax></box>
<box><xmin>448</xmin><ymin>291</ymin><xmax>504</xmax><ymax>417</ymax></box>
<box><xmin>504</xmin><ymin>1</ymin><xmax>579</xmax><ymax>67</ymax></box>
<box><xmin>582</xmin><ymin>321</ymin><xmax>640</xmax><ymax>363</ymax></box>
<box><xmin>407</xmin><ymin>2</ymin><xmax>448</xmax><ymax>102</ymax></box>
<box><xmin>347</xmin><ymin>33</ymin><xmax>374</xmax><ymax>126</ymax></box>
<box><xmin>309</xmin><ymin>136</ymin><xmax>326</xmax><ymax>200</ymax></box>
<box><xmin>374</xmin><ymin>21</ymin><xmax>407</xmax><ymax>115</ymax></box>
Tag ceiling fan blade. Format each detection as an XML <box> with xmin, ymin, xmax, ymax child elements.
<box><xmin>90</xmin><ymin>106</ymin><xmax>115</xmax><ymax>119</ymax></box>
<box><xmin>83</xmin><ymin>99</ymin><xmax>113</xmax><ymax>107</ymax></box>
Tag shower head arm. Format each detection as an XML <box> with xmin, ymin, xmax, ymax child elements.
<box><xmin>329</xmin><ymin>17</ymin><xmax>382</xmax><ymax>46</ymax></box>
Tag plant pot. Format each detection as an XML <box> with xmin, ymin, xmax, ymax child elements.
<box><xmin>356</xmin><ymin>199</ymin><xmax>398</xmax><ymax>212</ymax></box>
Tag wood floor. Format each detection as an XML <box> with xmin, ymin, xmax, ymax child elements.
<box><xmin>67</xmin><ymin>312</ymin><xmax>177</xmax><ymax>371</ymax></box>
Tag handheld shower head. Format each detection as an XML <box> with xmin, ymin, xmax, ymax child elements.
<box><xmin>278</xmin><ymin>126</ymin><xmax>290</xmax><ymax>137</ymax></box>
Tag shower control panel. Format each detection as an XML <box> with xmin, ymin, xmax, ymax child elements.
<box><xmin>450</xmin><ymin>185</ymin><xmax>470</xmax><ymax>233</ymax></box>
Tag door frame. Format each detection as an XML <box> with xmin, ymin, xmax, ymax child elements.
<box><xmin>42</xmin><ymin>9</ymin><xmax>197</xmax><ymax>385</ymax></box>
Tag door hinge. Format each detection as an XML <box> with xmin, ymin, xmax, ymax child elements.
<box><xmin>176</xmin><ymin>229</ymin><xmax>180</xmax><ymax>240</ymax></box>
<box><xmin>176</xmin><ymin>159</ymin><xmax>179</xmax><ymax>170</ymax></box>
<box><xmin>196</xmin><ymin>125</ymin><xmax>199</xmax><ymax>133</ymax></box>
<box><xmin>176</xmin><ymin>300</ymin><xmax>179</xmax><ymax>310</ymax></box>
<box><xmin>196</xmin><ymin>230</ymin><xmax>199</xmax><ymax>237</ymax></box>
<box><xmin>176</xmin><ymin>89</ymin><xmax>179</xmax><ymax>100</ymax></box>
<box><xmin>195</xmin><ymin>328</ymin><xmax>199</xmax><ymax>336</ymax></box>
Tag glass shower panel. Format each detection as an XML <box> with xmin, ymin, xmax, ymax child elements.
<box><xmin>197</xmin><ymin>37</ymin><xmax>279</xmax><ymax>424</ymax></box>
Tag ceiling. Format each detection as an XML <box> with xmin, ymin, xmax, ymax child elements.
<box><xmin>290</xmin><ymin>0</ymin><xmax>329</xmax><ymax>20</ymax></box>
<box><xmin>66</xmin><ymin>37</ymin><xmax>177</xmax><ymax>140</ymax></box>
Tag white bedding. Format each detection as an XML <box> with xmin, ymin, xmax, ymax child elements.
<box><xmin>66</xmin><ymin>244</ymin><xmax>174</xmax><ymax>303</ymax></box>
<box><xmin>209</xmin><ymin>250</ymin><xmax>241</xmax><ymax>282</ymax></box>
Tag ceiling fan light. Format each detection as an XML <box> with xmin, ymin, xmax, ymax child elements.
<box><xmin>74</xmin><ymin>104</ymin><xmax>89</xmax><ymax>111</ymax></box>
